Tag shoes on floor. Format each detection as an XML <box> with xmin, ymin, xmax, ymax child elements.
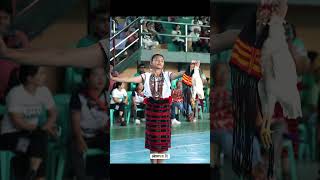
<box><xmin>172</xmin><ymin>119</ymin><xmax>181</xmax><ymax>126</ymax></box>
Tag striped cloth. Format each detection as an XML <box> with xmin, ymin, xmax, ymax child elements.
<box><xmin>230</xmin><ymin>38</ymin><xmax>262</xmax><ymax>78</ymax></box>
<box><xmin>144</xmin><ymin>97</ymin><xmax>172</xmax><ymax>152</ymax></box>
<box><xmin>182</xmin><ymin>74</ymin><xmax>192</xmax><ymax>87</ymax></box>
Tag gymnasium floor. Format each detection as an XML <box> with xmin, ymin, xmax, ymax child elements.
<box><xmin>110</xmin><ymin>114</ymin><xmax>210</xmax><ymax>164</ymax></box>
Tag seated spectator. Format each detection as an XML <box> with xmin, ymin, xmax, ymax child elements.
<box><xmin>142</xmin><ymin>34</ymin><xmax>159</xmax><ymax>49</ymax></box>
<box><xmin>110</xmin><ymin>82</ymin><xmax>128</xmax><ymax>126</ymax></box>
<box><xmin>200</xmin><ymin>16</ymin><xmax>210</xmax><ymax>26</ymax></box>
<box><xmin>70</xmin><ymin>67</ymin><xmax>108</xmax><ymax>180</ymax></box>
<box><xmin>190</xmin><ymin>16</ymin><xmax>203</xmax><ymax>33</ymax></box>
<box><xmin>154</xmin><ymin>17</ymin><xmax>165</xmax><ymax>34</ymax></box>
<box><xmin>142</xmin><ymin>22</ymin><xmax>161</xmax><ymax>49</ymax></box>
<box><xmin>0</xmin><ymin>6</ymin><xmax>30</xmax><ymax>104</ymax></box>
<box><xmin>0</xmin><ymin>65</ymin><xmax>57</xmax><ymax>180</ymax></box>
<box><xmin>188</xmin><ymin>28</ymin><xmax>201</xmax><ymax>52</ymax></box>
<box><xmin>171</xmin><ymin>24</ymin><xmax>185</xmax><ymax>51</ymax></box>
<box><xmin>171</xmin><ymin>81</ymin><xmax>183</xmax><ymax>126</ymax></box>
<box><xmin>199</xmin><ymin>28</ymin><xmax>210</xmax><ymax>53</ymax></box>
<box><xmin>125</xmin><ymin>27</ymin><xmax>139</xmax><ymax>57</ymax></box>
<box><xmin>132</xmin><ymin>83</ymin><xmax>145</xmax><ymax>125</ymax></box>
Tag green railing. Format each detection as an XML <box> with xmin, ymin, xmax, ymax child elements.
<box><xmin>141</xmin><ymin>18</ymin><xmax>210</xmax><ymax>52</ymax></box>
<box><xmin>109</xmin><ymin>17</ymin><xmax>210</xmax><ymax>67</ymax></box>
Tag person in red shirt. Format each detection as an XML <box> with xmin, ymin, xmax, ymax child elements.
<box><xmin>0</xmin><ymin>6</ymin><xmax>30</xmax><ymax>104</ymax></box>
<box><xmin>171</xmin><ymin>81</ymin><xmax>183</xmax><ymax>126</ymax></box>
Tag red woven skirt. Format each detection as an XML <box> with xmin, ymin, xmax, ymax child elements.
<box><xmin>144</xmin><ymin>97</ymin><xmax>172</xmax><ymax>152</ymax></box>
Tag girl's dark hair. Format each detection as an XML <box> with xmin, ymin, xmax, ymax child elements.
<box><xmin>82</xmin><ymin>67</ymin><xmax>107</xmax><ymax>90</ymax></box>
<box><xmin>150</xmin><ymin>54</ymin><xmax>164</xmax><ymax>62</ymax></box>
<box><xmin>5</xmin><ymin>65</ymin><xmax>39</xmax><ymax>98</ymax></box>
<box><xmin>173</xmin><ymin>24</ymin><xmax>180</xmax><ymax>30</ymax></box>
<box><xmin>135</xmin><ymin>83</ymin><xmax>143</xmax><ymax>91</ymax></box>
<box><xmin>19</xmin><ymin>66</ymin><xmax>39</xmax><ymax>84</ymax></box>
<box><xmin>113</xmin><ymin>82</ymin><xmax>122</xmax><ymax>90</ymax></box>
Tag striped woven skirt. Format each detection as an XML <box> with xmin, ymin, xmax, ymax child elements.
<box><xmin>144</xmin><ymin>97</ymin><xmax>172</xmax><ymax>152</ymax></box>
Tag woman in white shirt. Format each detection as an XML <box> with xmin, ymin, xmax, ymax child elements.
<box><xmin>188</xmin><ymin>28</ymin><xmax>201</xmax><ymax>52</ymax></box>
<box><xmin>110</xmin><ymin>82</ymin><xmax>128</xmax><ymax>126</ymax></box>
<box><xmin>171</xmin><ymin>24</ymin><xmax>185</xmax><ymax>51</ymax></box>
<box><xmin>0</xmin><ymin>65</ymin><xmax>57</xmax><ymax>180</ymax></box>
<box><xmin>70</xmin><ymin>67</ymin><xmax>108</xmax><ymax>180</ymax></box>
<box><xmin>132</xmin><ymin>83</ymin><xmax>145</xmax><ymax>125</ymax></box>
<box><xmin>111</xmin><ymin>54</ymin><xmax>188</xmax><ymax>164</ymax></box>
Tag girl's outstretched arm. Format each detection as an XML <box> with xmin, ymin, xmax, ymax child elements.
<box><xmin>0</xmin><ymin>37</ymin><xmax>105</xmax><ymax>68</ymax></box>
<box><xmin>111</xmin><ymin>73</ymin><xmax>143</xmax><ymax>84</ymax></box>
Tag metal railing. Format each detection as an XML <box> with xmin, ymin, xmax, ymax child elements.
<box><xmin>109</xmin><ymin>17</ymin><xmax>210</xmax><ymax>66</ymax></box>
<box><xmin>141</xmin><ymin>18</ymin><xmax>210</xmax><ymax>52</ymax></box>
<box><xmin>109</xmin><ymin>17</ymin><xmax>142</xmax><ymax>63</ymax></box>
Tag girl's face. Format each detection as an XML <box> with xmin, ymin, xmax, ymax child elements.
<box><xmin>214</xmin><ymin>64</ymin><xmax>229</xmax><ymax>84</ymax></box>
<box><xmin>120</xmin><ymin>83</ymin><xmax>125</xmax><ymax>89</ymax></box>
<box><xmin>151</xmin><ymin>55</ymin><xmax>165</xmax><ymax>69</ymax></box>
<box><xmin>137</xmin><ymin>83</ymin><xmax>144</xmax><ymax>90</ymax></box>
<box><xmin>88</xmin><ymin>67</ymin><xmax>106</xmax><ymax>90</ymax></box>
<box><xmin>28</xmin><ymin>67</ymin><xmax>46</xmax><ymax>87</ymax></box>
<box><xmin>176</xmin><ymin>25</ymin><xmax>180</xmax><ymax>30</ymax></box>
<box><xmin>177</xmin><ymin>81</ymin><xmax>182</xmax><ymax>89</ymax></box>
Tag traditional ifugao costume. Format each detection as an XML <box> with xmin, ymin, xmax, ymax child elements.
<box><xmin>142</xmin><ymin>71</ymin><xmax>172</xmax><ymax>152</ymax></box>
<box><xmin>182</xmin><ymin>66</ymin><xmax>194</xmax><ymax>121</ymax></box>
<box><xmin>229</xmin><ymin>11</ymin><xmax>268</xmax><ymax>177</ymax></box>
<box><xmin>182</xmin><ymin>61</ymin><xmax>204</xmax><ymax>121</ymax></box>
<box><xmin>230</xmin><ymin>0</ymin><xmax>301</xmax><ymax>178</ymax></box>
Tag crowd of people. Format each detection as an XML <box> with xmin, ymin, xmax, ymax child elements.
<box><xmin>109</xmin><ymin>16</ymin><xmax>210</xmax><ymax>58</ymax></box>
<box><xmin>0</xmin><ymin>6</ymin><xmax>108</xmax><ymax>180</ymax></box>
